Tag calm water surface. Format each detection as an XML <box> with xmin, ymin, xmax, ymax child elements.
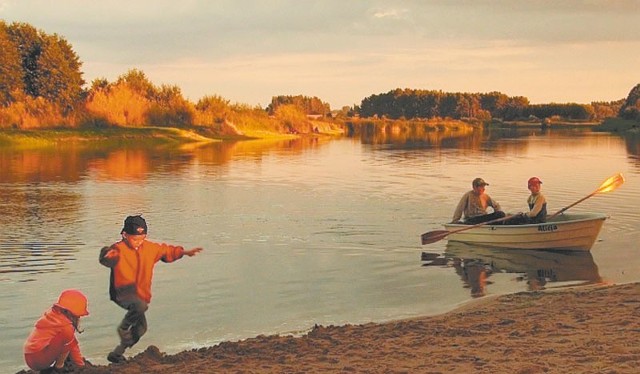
<box><xmin>1</xmin><ymin>128</ymin><xmax>639</xmax><ymax>371</ymax></box>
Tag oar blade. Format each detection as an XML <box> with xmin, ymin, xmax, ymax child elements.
<box><xmin>597</xmin><ymin>172</ymin><xmax>625</xmax><ymax>194</ymax></box>
<box><xmin>421</xmin><ymin>230</ymin><xmax>450</xmax><ymax>245</ymax></box>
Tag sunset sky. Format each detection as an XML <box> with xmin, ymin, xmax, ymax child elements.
<box><xmin>1</xmin><ymin>0</ymin><xmax>638</xmax><ymax>109</ymax></box>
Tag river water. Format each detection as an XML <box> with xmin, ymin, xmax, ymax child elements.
<box><xmin>1</xmin><ymin>127</ymin><xmax>639</xmax><ymax>371</ymax></box>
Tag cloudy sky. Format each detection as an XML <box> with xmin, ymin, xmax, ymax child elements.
<box><xmin>1</xmin><ymin>0</ymin><xmax>638</xmax><ymax>109</ymax></box>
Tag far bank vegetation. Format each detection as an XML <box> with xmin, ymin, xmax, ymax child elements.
<box><xmin>1</xmin><ymin>21</ymin><xmax>638</xmax><ymax>140</ymax></box>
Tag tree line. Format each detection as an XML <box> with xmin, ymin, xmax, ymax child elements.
<box><xmin>357</xmin><ymin>88</ymin><xmax>626</xmax><ymax>122</ymax></box>
<box><xmin>0</xmin><ymin>21</ymin><xmax>334</xmax><ymax>134</ymax></box>
<box><xmin>0</xmin><ymin>20</ymin><xmax>637</xmax><ymax>132</ymax></box>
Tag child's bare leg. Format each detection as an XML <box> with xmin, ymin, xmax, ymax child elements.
<box><xmin>54</xmin><ymin>350</ymin><xmax>69</xmax><ymax>369</ymax></box>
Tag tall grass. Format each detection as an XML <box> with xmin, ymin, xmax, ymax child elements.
<box><xmin>596</xmin><ymin>118</ymin><xmax>640</xmax><ymax>132</ymax></box>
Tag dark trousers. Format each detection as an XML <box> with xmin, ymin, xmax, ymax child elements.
<box><xmin>114</xmin><ymin>297</ymin><xmax>148</xmax><ymax>352</ymax></box>
<box><xmin>464</xmin><ymin>211</ymin><xmax>506</xmax><ymax>225</ymax></box>
<box><xmin>503</xmin><ymin>214</ymin><xmax>545</xmax><ymax>225</ymax></box>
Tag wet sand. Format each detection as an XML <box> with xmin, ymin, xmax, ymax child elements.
<box><xmin>19</xmin><ymin>282</ymin><xmax>640</xmax><ymax>373</ymax></box>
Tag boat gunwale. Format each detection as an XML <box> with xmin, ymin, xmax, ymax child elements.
<box><xmin>443</xmin><ymin>212</ymin><xmax>608</xmax><ymax>230</ymax></box>
<box><xmin>441</xmin><ymin>212</ymin><xmax>608</xmax><ymax>251</ymax></box>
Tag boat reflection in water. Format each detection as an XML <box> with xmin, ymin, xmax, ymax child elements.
<box><xmin>422</xmin><ymin>242</ymin><xmax>603</xmax><ymax>298</ymax></box>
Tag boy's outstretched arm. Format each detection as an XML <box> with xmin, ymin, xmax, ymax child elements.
<box><xmin>183</xmin><ymin>247</ymin><xmax>203</xmax><ymax>257</ymax></box>
<box><xmin>99</xmin><ymin>246</ymin><xmax>119</xmax><ymax>267</ymax></box>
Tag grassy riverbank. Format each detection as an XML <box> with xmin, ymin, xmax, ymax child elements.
<box><xmin>2</xmin><ymin>116</ymin><xmax>631</xmax><ymax>149</ymax></box>
<box><xmin>0</xmin><ymin>123</ymin><xmax>339</xmax><ymax>149</ymax></box>
<box><xmin>0</xmin><ymin>127</ymin><xmax>223</xmax><ymax>149</ymax></box>
<box><xmin>0</xmin><ymin>118</ymin><xmax>476</xmax><ymax>148</ymax></box>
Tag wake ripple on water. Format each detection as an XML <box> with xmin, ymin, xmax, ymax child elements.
<box><xmin>0</xmin><ymin>241</ymin><xmax>82</xmax><ymax>281</ymax></box>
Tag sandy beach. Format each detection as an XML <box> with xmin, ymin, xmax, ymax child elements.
<box><xmin>18</xmin><ymin>282</ymin><xmax>640</xmax><ymax>374</ymax></box>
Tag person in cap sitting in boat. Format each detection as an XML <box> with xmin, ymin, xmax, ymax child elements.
<box><xmin>504</xmin><ymin>176</ymin><xmax>547</xmax><ymax>225</ymax></box>
<box><xmin>451</xmin><ymin>177</ymin><xmax>506</xmax><ymax>225</ymax></box>
<box><xmin>99</xmin><ymin>215</ymin><xmax>203</xmax><ymax>364</ymax></box>
<box><xmin>23</xmin><ymin>289</ymin><xmax>89</xmax><ymax>372</ymax></box>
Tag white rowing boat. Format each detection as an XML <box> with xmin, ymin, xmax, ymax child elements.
<box><xmin>442</xmin><ymin>212</ymin><xmax>608</xmax><ymax>251</ymax></box>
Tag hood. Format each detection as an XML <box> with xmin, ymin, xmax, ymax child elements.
<box><xmin>35</xmin><ymin>307</ymin><xmax>73</xmax><ymax>330</ymax></box>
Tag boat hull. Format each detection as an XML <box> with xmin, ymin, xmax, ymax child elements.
<box><xmin>443</xmin><ymin>213</ymin><xmax>607</xmax><ymax>251</ymax></box>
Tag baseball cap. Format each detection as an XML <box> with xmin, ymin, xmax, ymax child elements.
<box><xmin>528</xmin><ymin>177</ymin><xmax>542</xmax><ymax>186</ymax></box>
<box><xmin>472</xmin><ymin>178</ymin><xmax>489</xmax><ymax>187</ymax></box>
<box><xmin>122</xmin><ymin>215</ymin><xmax>147</xmax><ymax>235</ymax></box>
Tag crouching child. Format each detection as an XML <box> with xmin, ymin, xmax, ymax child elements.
<box><xmin>24</xmin><ymin>289</ymin><xmax>89</xmax><ymax>371</ymax></box>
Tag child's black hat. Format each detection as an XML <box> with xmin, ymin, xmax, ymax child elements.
<box><xmin>122</xmin><ymin>215</ymin><xmax>147</xmax><ymax>235</ymax></box>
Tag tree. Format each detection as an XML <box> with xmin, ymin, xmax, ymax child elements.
<box><xmin>479</xmin><ymin>92</ymin><xmax>509</xmax><ymax>119</ymax></box>
<box><xmin>6</xmin><ymin>22</ymin><xmax>84</xmax><ymax>112</ymax></box>
<box><xmin>619</xmin><ymin>84</ymin><xmax>640</xmax><ymax>121</ymax></box>
<box><xmin>503</xmin><ymin>96</ymin><xmax>529</xmax><ymax>120</ymax></box>
<box><xmin>0</xmin><ymin>21</ymin><xmax>24</xmax><ymax>106</ymax></box>
<box><xmin>147</xmin><ymin>84</ymin><xmax>195</xmax><ymax>126</ymax></box>
<box><xmin>267</xmin><ymin>95</ymin><xmax>330</xmax><ymax>116</ymax></box>
<box><xmin>439</xmin><ymin>93</ymin><xmax>459</xmax><ymax>118</ymax></box>
<box><xmin>416</xmin><ymin>92</ymin><xmax>439</xmax><ymax>118</ymax></box>
<box><xmin>34</xmin><ymin>34</ymin><xmax>85</xmax><ymax>112</ymax></box>
<box><xmin>116</xmin><ymin>69</ymin><xmax>157</xmax><ymax>99</ymax></box>
<box><xmin>591</xmin><ymin>100</ymin><xmax>623</xmax><ymax>120</ymax></box>
<box><xmin>90</xmin><ymin>78</ymin><xmax>110</xmax><ymax>92</ymax></box>
<box><xmin>6</xmin><ymin>22</ymin><xmax>41</xmax><ymax>98</ymax></box>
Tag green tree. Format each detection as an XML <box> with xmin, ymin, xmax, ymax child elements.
<box><xmin>90</xmin><ymin>78</ymin><xmax>110</xmax><ymax>92</ymax></box>
<box><xmin>479</xmin><ymin>92</ymin><xmax>509</xmax><ymax>119</ymax></box>
<box><xmin>0</xmin><ymin>21</ymin><xmax>24</xmax><ymax>105</ymax></box>
<box><xmin>415</xmin><ymin>92</ymin><xmax>438</xmax><ymax>118</ymax></box>
<box><xmin>591</xmin><ymin>100</ymin><xmax>623</xmax><ymax>120</ymax></box>
<box><xmin>503</xmin><ymin>96</ymin><xmax>529</xmax><ymax>120</ymax></box>
<box><xmin>267</xmin><ymin>95</ymin><xmax>330</xmax><ymax>116</ymax></box>
<box><xmin>34</xmin><ymin>34</ymin><xmax>85</xmax><ymax>112</ymax></box>
<box><xmin>117</xmin><ymin>69</ymin><xmax>157</xmax><ymax>99</ymax></box>
<box><xmin>439</xmin><ymin>93</ymin><xmax>459</xmax><ymax>118</ymax></box>
<box><xmin>619</xmin><ymin>84</ymin><xmax>640</xmax><ymax>120</ymax></box>
<box><xmin>147</xmin><ymin>84</ymin><xmax>195</xmax><ymax>126</ymax></box>
<box><xmin>6</xmin><ymin>22</ymin><xmax>84</xmax><ymax>112</ymax></box>
<box><xmin>6</xmin><ymin>22</ymin><xmax>41</xmax><ymax>98</ymax></box>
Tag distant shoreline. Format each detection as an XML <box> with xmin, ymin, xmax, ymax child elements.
<box><xmin>1</xmin><ymin>117</ymin><xmax>637</xmax><ymax>149</ymax></box>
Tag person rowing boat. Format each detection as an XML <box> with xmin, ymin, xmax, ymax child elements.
<box><xmin>450</xmin><ymin>177</ymin><xmax>506</xmax><ymax>225</ymax></box>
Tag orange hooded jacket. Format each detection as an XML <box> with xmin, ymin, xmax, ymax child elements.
<box><xmin>99</xmin><ymin>240</ymin><xmax>184</xmax><ymax>303</ymax></box>
<box><xmin>24</xmin><ymin>307</ymin><xmax>84</xmax><ymax>369</ymax></box>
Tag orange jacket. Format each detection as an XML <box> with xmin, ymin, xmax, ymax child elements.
<box><xmin>24</xmin><ymin>307</ymin><xmax>84</xmax><ymax>367</ymax></box>
<box><xmin>99</xmin><ymin>240</ymin><xmax>184</xmax><ymax>303</ymax></box>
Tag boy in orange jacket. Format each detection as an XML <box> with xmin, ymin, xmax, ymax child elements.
<box><xmin>99</xmin><ymin>215</ymin><xmax>202</xmax><ymax>363</ymax></box>
<box><xmin>24</xmin><ymin>289</ymin><xmax>89</xmax><ymax>371</ymax></box>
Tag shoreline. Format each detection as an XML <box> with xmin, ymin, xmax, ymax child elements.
<box><xmin>20</xmin><ymin>281</ymin><xmax>640</xmax><ymax>373</ymax></box>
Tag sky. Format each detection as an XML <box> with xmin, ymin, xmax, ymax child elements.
<box><xmin>1</xmin><ymin>0</ymin><xmax>639</xmax><ymax>109</ymax></box>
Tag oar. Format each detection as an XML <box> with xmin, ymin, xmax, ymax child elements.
<box><xmin>421</xmin><ymin>214</ymin><xmax>514</xmax><ymax>245</ymax></box>
<box><xmin>547</xmin><ymin>172</ymin><xmax>625</xmax><ymax>220</ymax></box>
<box><xmin>420</xmin><ymin>172</ymin><xmax>625</xmax><ymax>246</ymax></box>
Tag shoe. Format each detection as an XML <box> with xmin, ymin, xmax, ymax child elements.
<box><xmin>107</xmin><ymin>351</ymin><xmax>126</xmax><ymax>364</ymax></box>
